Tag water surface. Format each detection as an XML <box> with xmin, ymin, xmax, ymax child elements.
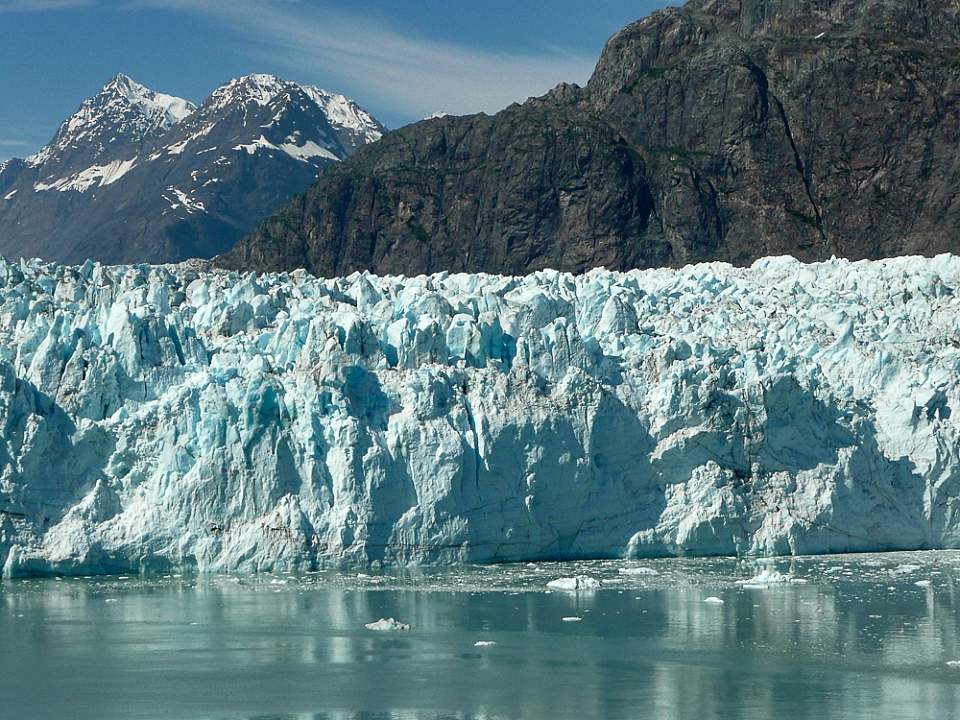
<box><xmin>3</xmin><ymin>553</ymin><xmax>960</xmax><ymax>719</ymax></box>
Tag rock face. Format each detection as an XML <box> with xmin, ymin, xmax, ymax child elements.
<box><xmin>221</xmin><ymin>0</ymin><xmax>960</xmax><ymax>276</ymax></box>
<box><xmin>1</xmin><ymin>253</ymin><xmax>958</xmax><ymax>577</ymax></box>
<box><xmin>0</xmin><ymin>74</ymin><xmax>384</xmax><ymax>265</ymax></box>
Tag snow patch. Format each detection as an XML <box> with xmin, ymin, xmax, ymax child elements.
<box><xmin>34</xmin><ymin>158</ymin><xmax>137</xmax><ymax>193</ymax></box>
<box><xmin>233</xmin><ymin>135</ymin><xmax>279</xmax><ymax>155</ymax></box>
<box><xmin>163</xmin><ymin>187</ymin><xmax>206</xmax><ymax>214</ymax></box>
<box><xmin>280</xmin><ymin>140</ymin><xmax>339</xmax><ymax>163</ymax></box>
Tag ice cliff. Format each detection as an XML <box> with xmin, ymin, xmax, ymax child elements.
<box><xmin>1</xmin><ymin>255</ymin><xmax>959</xmax><ymax>577</ymax></box>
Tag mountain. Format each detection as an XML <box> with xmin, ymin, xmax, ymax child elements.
<box><xmin>2</xmin><ymin>254</ymin><xmax>959</xmax><ymax>575</ymax></box>
<box><xmin>220</xmin><ymin>0</ymin><xmax>960</xmax><ymax>276</ymax></box>
<box><xmin>0</xmin><ymin>74</ymin><xmax>384</xmax><ymax>264</ymax></box>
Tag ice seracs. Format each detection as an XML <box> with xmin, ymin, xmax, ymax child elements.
<box><xmin>0</xmin><ymin>254</ymin><xmax>959</xmax><ymax>578</ymax></box>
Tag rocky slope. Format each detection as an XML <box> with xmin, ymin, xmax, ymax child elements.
<box><xmin>220</xmin><ymin>0</ymin><xmax>960</xmax><ymax>276</ymax></box>
<box><xmin>0</xmin><ymin>74</ymin><xmax>384</xmax><ymax>265</ymax></box>
<box><xmin>1</xmin><ymin>253</ymin><xmax>958</xmax><ymax>577</ymax></box>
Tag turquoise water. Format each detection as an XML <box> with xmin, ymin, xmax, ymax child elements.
<box><xmin>2</xmin><ymin>553</ymin><xmax>960</xmax><ymax>719</ymax></box>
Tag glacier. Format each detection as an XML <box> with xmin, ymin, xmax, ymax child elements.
<box><xmin>0</xmin><ymin>254</ymin><xmax>959</xmax><ymax>577</ymax></box>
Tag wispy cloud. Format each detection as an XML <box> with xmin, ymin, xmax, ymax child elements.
<box><xmin>0</xmin><ymin>0</ymin><xmax>93</xmax><ymax>11</ymax></box>
<box><xmin>0</xmin><ymin>138</ymin><xmax>34</xmax><ymax>147</ymax></box>
<box><xmin>129</xmin><ymin>0</ymin><xmax>597</xmax><ymax>123</ymax></box>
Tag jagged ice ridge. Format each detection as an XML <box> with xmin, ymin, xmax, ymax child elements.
<box><xmin>1</xmin><ymin>255</ymin><xmax>959</xmax><ymax>577</ymax></box>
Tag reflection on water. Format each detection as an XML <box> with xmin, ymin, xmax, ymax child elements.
<box><xmin>2</xmin><ymin>553</ymin><xmax>960</xmax><ymax>720</ymax></box>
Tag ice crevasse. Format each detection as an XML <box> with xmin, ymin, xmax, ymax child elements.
<box><xmin>1</xmin><ymin>254</ymin><xmax>959</xmax><ymax>577</ymax></box>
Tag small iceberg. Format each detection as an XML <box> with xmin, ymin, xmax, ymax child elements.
<box><xmin>915</xmin><ymin>580</ymin><xmax>933</xmax><ymax>588</ymax></box>
<box><xmin>546</xmin><ymin>576</ymin><xmax>601</xmax><ymax>592</ymax></box>
<box><xmin>736</xmin><ymin>569</ymin><xmax>792</xmax><ymax>588</ymax></box>
<box><xmin>704</xmin><ymin>597</ymin><xmax>724</xmax><ymax>604</ymax></box>
<box><xmin>892</xmin><ymin>564</ymin><xmax>922</xmax><ymax>576</ymax></box>
<box><xmin>364</xmin><ymin>618</ymin><xmax>411</xmax><ymax>631</ymax></box>
<box><xmin>561</xmin><ymin>616</ymin><xmax>583</xmax><ymax>622</ymax></box>
<box><xmin>474</xmin><ymin>641</ymin><xmax>497</xmax><ymax>647</ymax></box>
<box><xmin>618</xmin><ymin>567</ymin><xmax>659</xmax><ymax>576</ymax></box>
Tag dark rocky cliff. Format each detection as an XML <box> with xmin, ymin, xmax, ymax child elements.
<box><xmin>220</xmin><ymin>0</ymin><xmax>960</xmax><ymax>275</ymax></box>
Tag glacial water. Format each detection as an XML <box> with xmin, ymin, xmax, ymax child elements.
<box><xmin>2</xmin><ymin>552</ymin><xmax>960</xmax><ymax>720</ymax></box>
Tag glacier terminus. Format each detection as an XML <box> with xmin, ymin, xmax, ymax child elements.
<box><xmin>1</xmin><ymin>254</ymin><xmax>958</xmax><ymax>578</ymax></box>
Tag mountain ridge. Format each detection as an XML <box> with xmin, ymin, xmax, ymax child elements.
<box><xmin>220</xmin><ymin>0</ymin><xmax>960</xmax><ymax>276</ymax></box>
<box><xmin>0</xmin><ymin>73</ymin><xmax>385</xmax><ymax>265</ymax></box>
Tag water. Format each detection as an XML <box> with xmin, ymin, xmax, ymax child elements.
<box><xmin>2</xmin><ymin>552</ymin><xmax>960</xmax><ymax>720</ymax></box>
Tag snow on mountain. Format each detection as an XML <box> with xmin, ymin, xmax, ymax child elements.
<box><xmin>22</xmin><ymin>73</ymin><xmax>382</xmax><ymax>196</ymax></box>
<box><xmin>27</xmin><ymin>73</ymin><xmax>195</xmax><ymax>173</ymax></box>
<box><xmin>301</xmin><ymin>85</ymin><xmax>384</xmax><ymax>148</ymax></box>
<box><xmin>232</xmin><ymin>135</ymin><xmax>339</xmax><ymax>163</ymax></box>
<box><xmin>0</xmin><ymin>73</ymin><xmax>384</xmax><ymax>265</ymax></box>
<box><xmin>33</xmin><ymin>158</ymin><xmax>138</xmax><ymax>193</ymax></box>
<box><xmin>202</xmin><ymin>74</ymin><xmax>384</xmax><ymax>157</ymax></box>
<box><xmin>206</xmin><ymin>73</ymin><xmax>290</xmax><ymax>113</ymax></box>
<box><xmin>1</xmin><ymin>254</ymin><xmax>958</xmax><ymax>577</ymax></box>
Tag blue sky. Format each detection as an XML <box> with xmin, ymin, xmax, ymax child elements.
<box><xmin>0</xmin><ymin>0</ymin><xmax>675</xmax><ymax>161</ymax></box>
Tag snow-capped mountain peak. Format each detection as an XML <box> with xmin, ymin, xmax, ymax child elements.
<box><xmin>203</xmin><ymin>74</ymin><xmax>384</xmax><ymax>148</ymax></box>
<box><xmin>0</xmin><ymin>72</ymin><xmax>385</xmax><ymax>265</ymax></box>
<box><xmin>103</xmin><ymin>73</ymin><xmax>194</xmax><ymax>127</ymax></box>
<box><xmin>27</xmin><ymin>73</ymin><xmax>196</xmax><ymax>170</ymax></box>
<box><xmin>206</xmin><ymin>74</ymin><xmax>290</xmax><ymax>113</ymax></box>
<box><xmin>302</xmin><ymin>85</ymin><xmax>384</xmax><ymax>148</ymax></box>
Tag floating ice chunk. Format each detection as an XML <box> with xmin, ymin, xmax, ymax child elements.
<box><xmin>547</xmin><ymin>576</ymin><xmax>601</xmax><ymax>592</ymax></box>
<box><xmin>947</xmin><ymin>661</ymin><xmax>960</xmax><ymax>668</ymax></box>
<box><xmin>736</xmin><ymin>569</ymin><xmax>792</xmax><ymax>587</ymax></box>
<box><xmin>618</xmin><ymin>567</ymin><xmax>659</xmax><ymax>576</ymax></box>
<box><xmin>474</xmin><ymin>641</ymin><xmax>497</xmax><ymax>647</ymax></box>
<box><xmin>561</xmin><ymin>616</ymin><xmax>583</xmax><ymax>622</ymax></box>
<box><xmin>364</xmin><ymin>618</ymin><xmax>410</xmax><ymax>631</ymax></box>
<box><xmin>915</xmin><ymin>580</ymin><xmax>933</xmax><ymax>588</ymax></box>
<box><xmin>704</xmin><ymin>597</ymin><xmax>724</xmax><ymax>604</ymax></box>
<box><xmin>892</xmin><ymin>564</ymin><xmax>922</xmax><ymax>575</ymax></box>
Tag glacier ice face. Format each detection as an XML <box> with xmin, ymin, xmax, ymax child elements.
<box><xmin>1</xmin><ymin>254</ymin><xmax>959</xmax><ymax>577</ymax></box>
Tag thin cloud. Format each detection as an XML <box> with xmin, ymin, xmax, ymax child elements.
<box><xmin>128</xmin><ymin>0</ymin><xmax>598</xmax><ymax>123</ymax></box>
<box><xmin>0</xmin><ymin>139</ymin><xmax>34</xmax><ymax>146</ymax></box>
<box><xmin>0</xmin><ymin>0</ymin><xmax>94</xmax><ymax>11</ymax></box>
